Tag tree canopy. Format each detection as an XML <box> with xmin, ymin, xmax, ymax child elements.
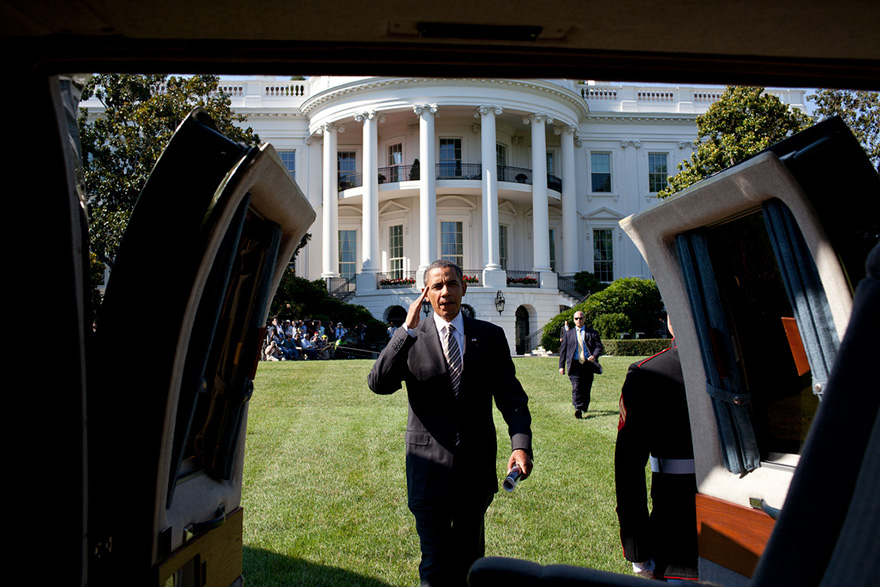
<box><xmin>79</xmin><ymin>74</ymin><xmax>260</xmax><ymax>266</ymax></box>
<box><xmin>658</xmin><ymin>87</ymin><xmax>812</xmax><ymax>199</ymax></box>
<box><xmin>808</xmin><ymin>89</ymin><xmax>879</xmax><ymax>173</ymax></box>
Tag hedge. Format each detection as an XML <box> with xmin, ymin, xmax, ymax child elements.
<box><xmin>601</xmin><ymin>338</ymin><xmax>672</xmax><ymax>357</ymax></box>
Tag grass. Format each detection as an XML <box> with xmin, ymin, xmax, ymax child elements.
<box><xmin>242</xmin><ymin>356</ymin><xmax>645</xmax><ymax>586</ymax></box>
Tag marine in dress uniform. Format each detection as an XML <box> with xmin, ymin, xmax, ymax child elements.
<box><xmin>615</xmin><ymin>332</ymin><xmax>698</xmax><ymax>581</ymax></box>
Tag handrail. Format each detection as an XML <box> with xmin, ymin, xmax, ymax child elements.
<box><xmin>326</xmin><ymin>275</ymin><xmax>356</xmax><ymax>300</ymax></box>
<box><xmin>338</xmin><ymin>163</ymin><xmax>563</xmax><ymax>191</ymax></box>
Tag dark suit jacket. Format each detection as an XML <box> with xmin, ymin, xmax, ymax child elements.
<box><xmin>368</xmin><ymin>315</ymin><xmax>532</xmax><ymax>503</ymax></box>
<box><xmin>558</xmin><ymin>325</ymin><xmax>604</xmax><ymax>374</ymax></box>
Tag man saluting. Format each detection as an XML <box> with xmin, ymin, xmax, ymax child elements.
<box><xmin>368</xmin><ymin>259</ymin><xmax>533</xmax><ymax>587</ymax></box>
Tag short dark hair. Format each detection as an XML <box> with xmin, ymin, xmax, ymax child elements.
<box><xmin>424</xmin><ymin>259</ymin><xmax>464</xmax><ymax>284</ymax></box>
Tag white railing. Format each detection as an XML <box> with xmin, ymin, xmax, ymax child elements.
<box><xmin>694</xmin><ymin>91</ymin><xmax>723</xmax><ymax>102</ymax></box>
<box><xmin>264</xmin><ymin>83</ymin><xmax>307</xmax><ymax>97</ymax></box>
<box><xmin>582</xmin><ymin>88</ymin><xmax>619</xmax><ymax>101</ymax></box>
<box><xmin>637</xmin><ymin>90</ymin><xmax>676</xmax><ymax>102</ymax></box>
<box><xmin>580</xmin><ymin>83</ymin><xmax>728</xmax><ymax>114</ymax></box>
<box><xmin>219</xmin><ymin>84</ymin><xmax>244</xmax><ymax>97</ymax></box>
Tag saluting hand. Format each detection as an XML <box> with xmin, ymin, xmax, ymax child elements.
<box><xmin>405</xmin><ymin>287</ymin><xmax>429</xmax><ymax>330</ymax></box>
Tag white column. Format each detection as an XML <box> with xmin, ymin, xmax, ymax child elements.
<box><xmin>477</xmin><ymin>105</ymin><xmax>503</xmax><ymax>271</ymax></box>
<box><xmin>355</xmin><ymin>111</ymin><xmax>383</xmax><ymax>289</ymax></box>
<box><xmin>320</xmin><ymin>123</ymin><xmax>340</xmax><ymax>278</ymax></box>
<box><xmin>415</xmin><ymin>104</ymin><xmax>438</xmax><ymax>282</ymax></box>
<box><xmin>527</xmin><ymin>112</ymin><xmax>552</xmax><ymax>273</ymax></box>
<box><xmin>559</xmin><ymin>124</ymin><xmax>579</xmax><ymax>276</ymax></box>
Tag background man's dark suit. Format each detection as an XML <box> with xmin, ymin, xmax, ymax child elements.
<box><xmin>558</xmin><ymin>322</ymin><xmax>604</xmax><ymax>416</ymax></box>
<box><xmin>368</xmin><ymin>314</ymin><xmax>532</xmax><ymax>586</ymax></box>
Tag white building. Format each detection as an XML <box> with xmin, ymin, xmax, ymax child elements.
<box><xmin>84</xmin><ymin>77</ymin><xmax>807</xmax><ymax>353</ymax></box>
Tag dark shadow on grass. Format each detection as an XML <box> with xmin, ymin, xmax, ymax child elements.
<box><xmin>582</xmin><ymin>409</ymin><xmax>619</xmax><ymax>420</ymax></box>
<box><xmin>244</xmin><ymin>546</ymin><xmax>398</xmax><ymax>587</ymax></box>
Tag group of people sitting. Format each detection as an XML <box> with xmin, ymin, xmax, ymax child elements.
<box><xmin>262</xmin><ymin>317</ymin><xmax>363</xmax><ymax>361</ymax></box>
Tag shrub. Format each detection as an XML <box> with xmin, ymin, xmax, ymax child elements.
<box><xmin>602</xmin><ymin>338</ymin><xmax>672</xmax><ymax>357</ymax></box>
<box><xmin>593</xmin><ymin>313</ymin><xmax>632</xmax><ymax>339</ymax></box>
<box><xmin>581</xmin><ymin>278</ymin><xmax>664</xmax><ymax>335</ymax></box>
<box><xmin>540</xmin><ymin>277</ymin><xmax>664</xmax><ymax>352</ymax></box>
<box><xmin>573</xmin><ymin>271</ymin><xmax>608</xmax><ymax>296</ymax></box>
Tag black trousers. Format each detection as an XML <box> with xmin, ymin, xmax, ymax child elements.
<box><xmin>409</xmin><ymin>488</ymin><xmax>494</xmax><ymax>587</ymax></box>
<box><xmin>568</xmin><ymin>360</ymin><xmax>595</xmax><ymax>412</ymax></box>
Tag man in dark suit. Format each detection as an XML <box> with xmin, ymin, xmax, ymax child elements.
<box><xmin>558</xmin><ymin>310</ymin><xmax>604</xmax><ymax>418</ymax></box>
<box><xmin>368</xmin><ymin>259</ymin><xmax>533</xmax><ymax>587</ymax></box>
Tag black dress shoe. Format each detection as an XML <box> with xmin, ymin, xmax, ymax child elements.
<box><xmin>574</xmin><ymin>410</ymin><xmax>582</xmax><ymax>419</ymax></box>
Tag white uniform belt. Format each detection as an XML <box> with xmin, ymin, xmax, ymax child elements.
<box><xmin>650</xmin><ymin>456</ymin><xmax>695</xmax><ymax>475</ymax></box>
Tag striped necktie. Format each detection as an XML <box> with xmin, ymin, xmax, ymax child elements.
<box><xmin>444</xmin><ymin>324</ymin><xmax>463</xmax><ymax>393</ymax></box>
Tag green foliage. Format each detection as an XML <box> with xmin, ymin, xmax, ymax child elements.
<box><xmin>540</xmin><ymin>277</ymin><xmax>663</xmax><ymax>352</ymax></box>
<box><xmin>573</xmin><ymin>270</ymin><xmax>608</xmax><ymax>296</ymax></box>
<box><xmin>80</xmin><ymin>74</ymin><xmax>260</xmax><ymax>266</ymax></box>
<box><xmin>88</xmin><ymin>252</ymin><xmax>106</xmax><ymax>327</ymax></box>
<box><xmin>592</xmin><ymin>313</ymin><xmax>632</xmax><ymax>339</ymax></box>
<box><xmin>808</xmin><ymin>89</ymin><xmax>879</xmax><ymax>172</ymax></box>
<box><xmin>269</xmin><ymin>269</ymin><xmax>387</xmax><ymax>342</ymax></box>
<box><xmin>602</xmin><ymin>338</ymin><xmax>672</xmax><ymax>357</ymax></box>
<box><xmin>659</xmin><ymin>87</ymin><xmax>812</xmax><ymax>199</ymax></box>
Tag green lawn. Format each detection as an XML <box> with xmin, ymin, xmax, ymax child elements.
<box><xmin>242</xmin><ymin>356</ymin><xmax>644</xmax><ymax>586</ymax></box>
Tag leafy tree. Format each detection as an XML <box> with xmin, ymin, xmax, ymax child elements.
<box><xmin>659</xmin><ymin>87</ymin><xmax>812</xmax><ymax>199</ymax></box>
<box><xmin>808</xmin><ymin>89</ymin><xmax>879</xmax><ymax>172</ymax></box>
<box><xmin>79</xmin><ymin>74</ymin><xmax>260</xmax><ymax>267</ymax></box>
<box><xmin>88</xmin><ymin>252</ymin><xmax>106</xmax><ymax>327</ymax></box>
<box><xmin>572</xmin><ymin>270</ymin><xmax>608</xmax><ymax>296</ymax></box>
<box><xmin>540</xmin><ymin>278</ymin><xmax>663</xmax><ymax>352</ymax></box>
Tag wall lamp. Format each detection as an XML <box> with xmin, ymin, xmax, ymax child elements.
<box><xmin>495</xmin><ymin>290</ymin><xmax>506</xmax><ymax>315</ymax></box>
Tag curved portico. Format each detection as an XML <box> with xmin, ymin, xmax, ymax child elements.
<box><xmin>303</xmin><ymin>78</ymin><xmax>588</xmax><ymax>294</ymax></box>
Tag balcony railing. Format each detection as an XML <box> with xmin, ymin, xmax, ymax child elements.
<box><xmin>378</xmin><ymin>164</ymin><xmax>421</xmax><ymax>183</ymax></box>
<box><xmin>462</xmin><ymin>269</ymin><xmax>481</xmax><ymax>286</ymax></box>
<box><xmin>378</xmin><ymin>271</ymin><xmax>417</xmax><ymax>289</ymax></box>
<box><xmin>506</xmin><ymin>271</ymin><xmax>539</xmax><ymax>287</ymax></box>
<box><xmin>436</xmin><ymin>163</ymin><xmax>482</xmax><ymax>180</ymax></box>
<box><xmin>338</xmin><ymin>171</ymin><xmax>362</xmax><ymax>191</ymax></box>
<box><xmin>375</xmin><ymin>270</ymin><xmax>482</xmax><ymax>288</ymax></box>
<box><xmin>327</xmin><ymin>270</ymin><xmax>585</xmax><ymax>298</ymax></box>
<box><xmin>339</xmin><ymin>163</ymin><xmax>562</xmax><ymax>191</ymax></box>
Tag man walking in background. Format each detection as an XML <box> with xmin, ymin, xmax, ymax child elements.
<box><xmin>559</xmin><ymin>311</ymin><xmax>604</xmax><ymax>418</ymax></box>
